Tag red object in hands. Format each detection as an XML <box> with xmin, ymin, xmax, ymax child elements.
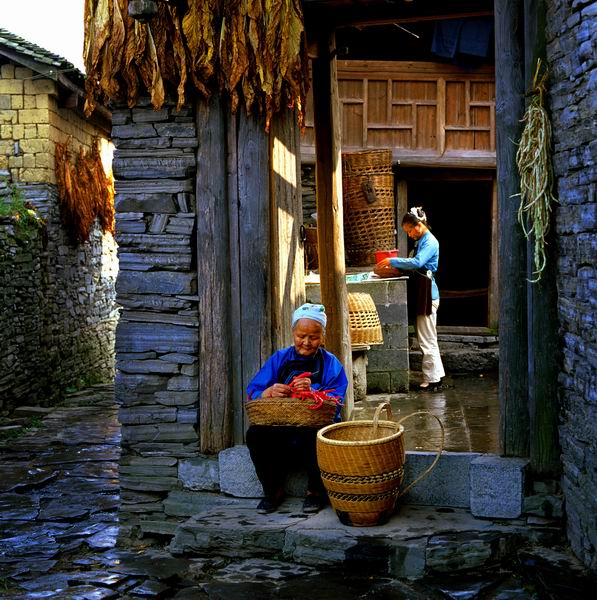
<box><xmin>374</xmin><ymin>249</ymin><xmax>398</xmax><ymax>263</ymax></box>
<box><xmin>289</xmin><ymin>371</ymin><xmax>341</xmax><ymax>410</ymax></box>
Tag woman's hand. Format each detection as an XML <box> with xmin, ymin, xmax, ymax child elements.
<box><xmin>262</xmin><ymin>383</ymin><xmax>292</xmax><ymax>398</ymax></box>
<box><xmin>374</xmin><ymin>258</ymin><xmax>400</xmax><ymax>278</ymax></box>
<box><xmin>291</xmin><ymin>377</ymin><xmax>312</xmax><ymax>392</ymax></box>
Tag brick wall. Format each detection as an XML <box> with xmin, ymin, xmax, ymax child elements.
<box><xmin>0</xmin><ymin>62</ymin><xmax>103</xmax><ymax>184</ymax></box>
<box><xmin>546</xmin><ymin>0</ymin><xmax>596</xmax><ymax>570</ymax></box>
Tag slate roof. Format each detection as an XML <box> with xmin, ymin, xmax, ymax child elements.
<box><xmin>0</xmin><ymin>27</ymin><xmax>84</xmax><ymax>86</ymax></box>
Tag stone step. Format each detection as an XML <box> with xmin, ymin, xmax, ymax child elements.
<box><xmin>168</xmin><ymin>500</ymin><xmax>563</xmax><ymax>580</ymax></box>
<box><xmin>409</xmin><ymin>347</ymin><xmax>498</xmax><ymax>372</ymax></box>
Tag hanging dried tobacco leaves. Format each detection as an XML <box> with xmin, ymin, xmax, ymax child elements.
<box><xmin>55</xmin><ymin>138</ymin><xmax>115</xmax><ymax>245</ymax></box>
<box><xmin>84</xmin><ymin>0</ymin><xmax>308</xmax><ymax>129</ymax></box>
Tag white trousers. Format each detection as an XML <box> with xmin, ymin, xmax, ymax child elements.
<box><xmin>416</xmin><ymin>299</ymin><xmax>445</xmax><ymax>383</ymax></box>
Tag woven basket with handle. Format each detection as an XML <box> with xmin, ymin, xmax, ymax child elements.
<box><xmin>245</xmin><ymin>396</ymin><xmax>337</xmax><ymax>428</ymax></box>
<box><xmin>317</xmin><ymin>403</ymin><xmax>444</xmax><ymax>526</ymax></box>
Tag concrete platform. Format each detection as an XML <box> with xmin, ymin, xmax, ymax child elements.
<box><xmin>169</xmin><ymin>497</ymin><xmax>563</xmax><ymax>580</ymax></box>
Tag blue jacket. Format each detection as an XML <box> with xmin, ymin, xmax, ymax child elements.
<box><xmin>389</xmin><ymin>230</ymin><xmax>440</xmax><ymax>300</ymax></box>
<box><xmin>246</xmin><ymin>347</ymin><xmax>348</xmax><ymax>420</ymax></box>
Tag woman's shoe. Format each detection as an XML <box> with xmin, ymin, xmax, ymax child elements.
<box><xmin>420</xmin><ymin>380</ymin><xmax>443</xmax><ymax>392</ymax></box>
<box><xmin>256</xmin><ymin>490</ymin><xmax>285</xmax><ymax>514</ymax></box>
<box><xmin>302</xmin><ymin>493</ymin><xmax>325</xmax><ymax>514</ymax></box>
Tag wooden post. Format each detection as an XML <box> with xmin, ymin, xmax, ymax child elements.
<box><xmin>270</xmin><ymin>109</ymin><xmax>306</xmax><ymax>348</ymax></box>
<box><xmin>524</xmin><ymin>0</ymin><xmax>560</xmax><ymax>475</ymax></box>
<box><xmin>237</xmin><ymin>111</ymin><xmax>272</xmax><ymax>431</ymax></box>
<box><xmin>488</xmin><ymin>177</ymin><xmax>499</xmax><ymax>329</ymax></box>
<box><xmin>395</xmin><ymin>179</ymin><xmax>408</xmax><ymax>258</ymax></box>
<box><xmin>312</xmin><ymin>28</ymin><xmax>354</xmax><ymax>415</ymax></box>
<box><xmin>196</xmin><ymin>96</ymin><xmax>232</xmax><ymax>453</ymax></box>
<box><xmin>495</xmin><ymin>0</ymin><xmax>529</xmax><ymax>457</ymax></box>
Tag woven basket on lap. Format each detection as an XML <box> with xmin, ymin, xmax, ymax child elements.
<box><xmin>348</xmin><ymin>292</ymin><xmax>383</xmax><ymax>346</ymax></box>
<box><xmin>245</xmin><ymin>396</ymin><xmax>337</xmax><ymax>428</ymax></box>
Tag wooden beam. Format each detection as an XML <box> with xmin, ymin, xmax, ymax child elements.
<box><xmin>312</xmin><ymin>28</ymin><xmax>354</xmax><ymax>416</ymax></box>
<box><xmin>488</xmin><ymin>176</ymin><xmax>499</xmax><ymax>329</ymax></box>
<box><xmin>524</xmin><ymin>0</ymin><xmax>560</xmax><ymax>475</ymax></box>
<box><xmin>196</xmin><ymin>96</ymin><xmax>232</xmax><ymax>453</ymax></box>
<box><xmin>495</xmin><ymin>0</ymin><xmax>529</xmax><ymax>457</ymax></box>
<box><xmin>270</xmin><ymin>109</ymin><xmax>306</xmax><ymax>348</ymax></box>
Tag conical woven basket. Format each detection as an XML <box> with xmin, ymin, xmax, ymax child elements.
<box><xmin>348</xmin><ymin>292</ymin><xmax>383</xmax><ymax>346</ymax></box>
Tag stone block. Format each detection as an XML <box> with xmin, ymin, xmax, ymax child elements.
<box><xmin>167</xmin><ymin>376</ymin><xmax>198</xmax><ymax>391</ymax></box>
<box><xmin>117</xmin><ymin>270</ymin><xmax>194</xmax><ymax>295</ymax></box>
<box><xmin>24</xmin><ymin>79</ymin><xmax>56</xmax><ymax>95</ymax></box>
<box><xmin>115</xmin><ymin>193</ymin><xmax>177</xmax><ymax>213</ymax></box>
<box><xmin>0</xmin><ymin>109</ymin><xmax>18</xmax><ymax>123</ymax></box>
<box><xmin>35</xmin><ymin>94</ymin><xmax>49</xmax><ymax>109</ymax></box>
<box><xmin>0</xmin><ymin>95</ymin><xmax>10</xmax><ymax>109</ymax></box>
<box><xmin>18</xmin><ymin>109</ymin><xmax>48</xmax><ymax>125</ymax></box>
<box><xmin>402</xmin><ymin>452</ymin><xmax>480</xmax><ymax>508</ymax></box>
<box><xmin>218</xmin><ymin>445</ymin><xmax>263</xmax><ymax>498</ymax></box>
<box><xmin>367</xmin><ymin>371</ymin><xmax>391</xmax><ymax>393</ymax></box>
<box><xmin>1</xmin><ymin>64</ymin><xmax>15</xmax><ymax>78</ymax></box>
<box><xmin>121</xmin><ymin>422</ymin><xmax>198</xmax><ymax>444</ymax></box>
<box><xmin>113</xmin><ymin>123</ymin><xmax>157</xmax><ymax>139</ymax></box>
<box><xmin>116</xmin><ymin>321</ymin><xmax>198</xmax><ymax>354</ymax></box>
<box><xmin>154</xmin><ymin>123</ymin><xmax>196</xmax><ymax>137</ymax></box>
<box><xmin>0</xmin><ymin>80</ymin><xmax>23</xmax><ymax>94</ymax></box>
<box><xmin>179</xmin><ymin>456</ymin><xmax>220</xmax><ymax>491</ymax></box>
<box><xmin>133</xmin><ymin>108</ymin><xmax>170</xmax><ymax>122</ymax></box>
<box><xmin>392</xmin><ymin>538</ymin><xmax>427</xmax><ymax>580</ymax></box>
<box><xmin>19</xmin><ymin>139</ymin><xmax>52</xmax><ymax>154</ymax></box>
<box><xmin>470</xmin><ymin>455</ymin><xmax>528</xmax><ymax>518</ymax></box>
<box><xmin>367</xmin><ymin>348</ymin><xmax>409</xmax><ymax>372</ymax></box>
<box><xmin>119</xmin><ymin>406</ymin><xmax>177</xmax><ymax>425</ymax></box>
<box><xmin>113</xmin><ymin>154</ymin><xmax>196</xmax><ymax>179</ymax></box>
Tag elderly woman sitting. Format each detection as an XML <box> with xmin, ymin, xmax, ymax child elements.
<box><xmin>246</xmin><ymin>303</ymin><xmax>348</xmax><ymax>514</ymax></box>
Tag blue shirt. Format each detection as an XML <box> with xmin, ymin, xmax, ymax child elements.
<box><xmin>389</xmin><ymin>230</ymin><xmax>440</xmax><ymax>300</ymax></box>
<box><xmin>246</xmin><ymin>347</ymin><xmax>348</xmax><ymax>421</ymax></box>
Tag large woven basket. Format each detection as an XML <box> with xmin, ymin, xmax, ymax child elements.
<box><xmin>246</xmin><ymin>397</ymin><xmax>337</xmax><ymax>428</ymax></box>
<box><xmin>342</xmin><ymin>151</ymin><xmax>396</xmax><ymax>266</ymax></box>
<box><xmin>342</xmin><ymin>149</ymin><xmax>394</xmax><ymax>176</ymax></box>
<box><xmin>348</xmin><ymin>292</ymin><xmax>383</xmax><ymax>346</ymax></box>
<box><xmin>317</xmin><ymin>404</ymin><xmax>444</xmax><ymax>527</ymax></box>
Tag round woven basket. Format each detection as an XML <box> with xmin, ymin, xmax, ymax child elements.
<box><xmin>348</xmin><ymin>292</ymin><xmax>383</xmax><ymax>346</ymax></box>
<box><xmin>317</xmin><ymin>404</ymin><xmax>445</xmax><ymax>527</ymax></box>
<box><xmin>342</xmin><ymin>149</ymin><xmax>393</xmax><ymax>176</ymax></box>
<box><xmin>246</xmin><ymin>397</ymin><xmax>337</xmax><ymax>428</ymax></box>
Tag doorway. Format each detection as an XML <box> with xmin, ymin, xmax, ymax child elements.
<box><xmin>404</xmin><ymin>175</ymin><xmax>494</xmax><ymax>327</ymax></box>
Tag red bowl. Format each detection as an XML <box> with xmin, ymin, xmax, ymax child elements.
<box><xmin>374</xmin><ymin>249</ymin><xmax>398</xmax><ymax>263</ymax></box>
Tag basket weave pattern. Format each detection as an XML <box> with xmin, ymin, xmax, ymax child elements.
<box><xmin>348</xmin><ymin>293</ymin><xmax>383</xmax><ymax>345</ymax></box>
<box><xmin>342</xmin><ymin>149</ymin><xmax>393</xmax><ymax>176</ymax></box>
<box><xmin>342</xmin><ymin>151</ymin><xmax>396</xmax><ymax>267</ymax></box>
<box><xmin>246</xmin><ymin>397</ymin><xmax>336</xmax><ymax>428</ymax></box>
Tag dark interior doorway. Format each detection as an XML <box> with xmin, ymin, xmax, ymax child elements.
<box><xmin>406</xmin><ymin>178</ymin><xmax>493</xmax><ymax>327</ymax></box>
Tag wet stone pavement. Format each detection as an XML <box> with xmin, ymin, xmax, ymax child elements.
<box><xmin>1</xmin><ymin>383</ymin><xmax>595</xmax><ymax>599</ymax></box>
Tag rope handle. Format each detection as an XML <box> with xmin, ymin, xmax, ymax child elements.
<box><xmin>396</xmin><ymin>410</ymin><xmax>445</xmax><ymax>497</ymax></box>
<box><xmin>372</xmin><ymin>401</ymin><xmax>393</xmax><ymax>438</ymax></box>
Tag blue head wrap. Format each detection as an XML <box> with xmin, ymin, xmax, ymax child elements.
<box><xmin>291</xmin><ymin>303</ymin><xmax>327</xmax><ymax>329</ymax></box>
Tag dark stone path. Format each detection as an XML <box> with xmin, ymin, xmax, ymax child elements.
<box><xmin>1</xmin><ymin>384</ymin><xmax>594</xmax><ymax>599</ymax></box>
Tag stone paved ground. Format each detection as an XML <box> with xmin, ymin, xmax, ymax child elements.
<box><xmin>1</xmin><ymin>384</ymin><xmax>595</xmax><ymax>599</ymax></box>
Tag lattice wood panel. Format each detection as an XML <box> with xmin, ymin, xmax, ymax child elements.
<box><xmin>303</xmin><ymin>60</ymin><xmax>496</xmax><ymax>167</ymax></box>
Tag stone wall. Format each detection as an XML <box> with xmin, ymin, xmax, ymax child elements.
<box><xmin>0</xmin><ymin>62</ymin><xmax>103</xmax><ymax>185</ymax></box>
<box><xmin>111</xmin><ymin>101</ymin><xmax>202</xmax><ymax>523</ymax></box>
<box><xmin>0</xmin><ymin>182</ymin><xmax>117</xmax><ymax>415</ymax></box>
<box><xmin>546</xmin><ymin>0</ymin><xmax>596</xmax><ymax>570</ymax></box>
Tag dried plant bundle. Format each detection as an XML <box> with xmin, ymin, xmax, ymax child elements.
<box><xmin>84</xmin><ymin>0</ymin><xmax>308</xmax><ymax>130</ymax></box>
<box><xmin>55</xmin><ymin>138</ymin><xmax>115</xmax><ymax>245</ymax></box>
<box><xmin>515</xmin><ymin>59</ymin><xmax>557</xmax><ymax>283</ymax></box>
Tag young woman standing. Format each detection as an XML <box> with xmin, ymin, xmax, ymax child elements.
<box><xmin>376</xmin><ymin>207</ymin><xmax>445</xmax><ymax>391</ymax></box>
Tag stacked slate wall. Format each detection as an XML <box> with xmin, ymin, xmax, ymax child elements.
<box><xmin>111</xmin><ymin>101</ymin><xmax>203</xmax><ymax>524</ymax></box>
<box><xmin>546</xmin><ymin>0</ymin><xmax>596</xmax><ymax>570</ymax></box>
<box><xmin>0</xmin><ymin>182</ymin><xmax>117</xmax><ymax>414</ymax></box>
